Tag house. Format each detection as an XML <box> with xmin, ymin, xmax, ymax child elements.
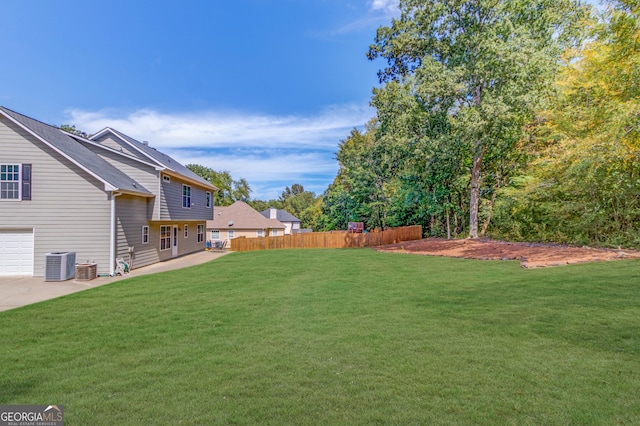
<box><xmin>0</xmin><ymin>106</ymin><xmax>218</xmax><ymax>277</ymax></box>
<box><xmin>207</xmin><ymin>201</ymin><xmax>285</xmax><ymax>249</ymax></box>
<box><xmin>260</xmin><ymin>207</ymin><xmax>302</xmax><ymax>234</ymax></box>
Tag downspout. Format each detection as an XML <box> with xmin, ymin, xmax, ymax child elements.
<box><xmin>110</xmin><ymin>191</ymin><xmax>122</xmax><ymax>276</ymax></box>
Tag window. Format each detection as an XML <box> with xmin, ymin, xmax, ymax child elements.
<box><xmin>206</xmin><ymin>191</ymin><xmax>212</xmax><ymax>208</ymax></box>
<box><xmin>1</xmin><ymin>164</ymin><xmax>31</xmax><ymax>200</ymax></box>
<box><xmin>0</xmin><ymin>164</ymin><xmax>19</xmax><ymax>199</ymax></box>
<box><xmin>182</xmin><ymin>185</ymin><xmax>191</xmax><ymax>208</ymax></box>
<box><xmin>256</xmin><ymin>230</ymin><xmax>264</xmax><ymax>238</ymax></box>
<box><xmin>142</xmin><ymin>226</ymin><xmax>149</xmax><ymax>244</ymax></box>
<box><xmin>211</xmin><ymin>230</ymin><xmax>220</xmax><ymax>240</ymax></box>
<box><xmin>228</xmin><ymin>230</ymin><xmax>235</xmax><ymax>239</ymax></box>
<box><xmin>163</xmin><ymin>174</ymin><xmax>170</xmax><ymax>183</ymax></box>
<box><xmin>160</xmin><ymin>226</ymin><xmax>171</xmax><ymax>250</ymax></box>
<box><xmin>271</xmin><ymin>229</ymin><xmax>279</xmax><ymax>237</ymax></box>
<box><xmin>184</xmin><ymin>224</ymin><xmax>189</xmax><ymax>238</ymax></box>
<box><xmin>197</xmin><ymin>224</ymin><xmax>204</xmax><ymax>243</ymax></box>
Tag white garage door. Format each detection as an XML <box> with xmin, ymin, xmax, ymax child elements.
<box><xmin>0</xmin><ymin>230</ymin><xmax>34</xmax><ymax>276</ymax></box>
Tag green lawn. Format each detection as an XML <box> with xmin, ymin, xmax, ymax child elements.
<box><xmin>2</xmin><ymin>249</ymin><xmax>639</xmax><ymax>425</ymax></box>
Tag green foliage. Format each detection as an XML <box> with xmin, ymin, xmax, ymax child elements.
<box><xmin>321</xmin><ymin>126</ymin><xmax>399</xmax><ymax>231</ymax></box>
<box><xmin>279</xmin><ymin>183</ymin><xmax>305</xmax><ymax>202</ymax></box>
<box><xmin>367</xmin><ymin>0</ymin><xmax>590</xmax><ymax>238</ymax></box>
<box><xmin>249</xmin><ymin>184</ymin><xmax>322</xmax><ymax>230</ymax></box>
<box><xmin>186</xmin><ymin>164</ymin><xmax>251</xmax><ymax>206</ymax></box>
<box><xmin>491</xmin><ymin>1</ymin><xmax>640</xmax><ymax>247</ymax></box>
<box><xmin>298</xmin><ymin>196</ymin><xmax>325</xmax><ymax>231</ymax></box>
<box><xmin>281</xmin><ymin>184</ymin><xmax>317</xmax><ymax>228</ymax></box>
<box><xmin>59</xmin><ymin>124</ymin><xmax>88</xmax><ymax>137</ymax></box>
<box><xmin>247</xmin><ymin>199</ymin><xmax>282</xmax><ymax>212</ymax></box>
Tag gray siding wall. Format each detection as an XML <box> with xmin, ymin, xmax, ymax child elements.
<box><xmin>115</xmin><ymin>194</ymin><xmax>159</xmax><ymax>270</ymax></box>
<box><xmin>160</xmin><ymin>175</ymin><xmax>214</xmax><ymax>221</ymax></box>
<box><xmin>0</xmin><ymin>117</ymin><xmax>112</xmax><ymax>276</ymax></box>
<box><xmin>116</xmin><ymin>196</ymin><xmax>207</xmax><ymax>269</ymax></box>
<box><xmin>145</xmin><ymin>222</ymin><xmax>207</xmax><ymax>263</ymax></box>
<box><xmin>93</xmin><ymin>134</ymin><xmax>141</xmax><ymax>158</ymax></box>
<box><xmin>175</xmin><ymin>222</ymin><xmax>207</xmax><ymax>257</ymax></box>
<box><xmin>83</xmin><ymin>144</ymin><xmax>162</xmax><ymax>220</ymax></box>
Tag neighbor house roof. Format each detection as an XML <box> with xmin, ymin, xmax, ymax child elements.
<box><xmin>260</xmin><ymin>207</ymin><xmax>301</xmax><ymax>223</ymax></box>
<box><xmin>0</xmin><ymin>106</ymin><xmax>153</xmax><ymax>196</ymax></box>
<box><xmin>208</xmin><ymin>201</ymin><xmax>285</xmax><ymax>230</ymax></box>
<box><xmin>90</xmin><ymin>127</ymin><xmax>216</xmax><ymax>190</ymax></box>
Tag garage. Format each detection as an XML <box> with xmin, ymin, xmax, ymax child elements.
<box><xmin>0</xmin><ymin>230</ymin><xmax>34</xmax><ymax>276</ymax></box>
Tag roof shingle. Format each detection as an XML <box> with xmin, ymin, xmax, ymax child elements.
<box><xmin>208</xmin><ymin>201</ymin><xmax>285</xmax><ymax>230</ymax></box>
<box><xmin>0</xmin><ymin>106</ymin><xmax>152</xmax><ymax>196</ymax></box>
<box><xmin>261</xmin><ymin>207</ymin><xmax>301</xmax><ymax>223</ymax></box>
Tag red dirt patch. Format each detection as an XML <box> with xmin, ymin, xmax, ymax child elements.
<box><xmin>376</xmin><ymin>238</ymin><xmax>640</xmax><ymax>268</ymax></box>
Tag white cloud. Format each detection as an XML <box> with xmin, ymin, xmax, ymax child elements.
<box><xmin>172</xmin><ymin>149</ymin><xmax>339</xmax><ymax>200</ymax></box>
<box><xmin>66</xmin><ymin>105</ymin><xmax>368</xmax><ymax>199</ymax></box>
<box><xmin>67</xmin><ymin>105</ymin><xmax>372</xmax><ymax>150</ymax></box>
<box><xmin>172</xmin><ymin>150</ymin><xmax>338</xmax><ymax>183</ymax></box>
<box><xmin>313</xmin><ymin>0</ymin><xmax>399</xmax><ymax>37</ymax></box>
<box><xmin>370</xmin><ymin>0</ymin><xmax>399</xmax><ymax>15</ymax></box>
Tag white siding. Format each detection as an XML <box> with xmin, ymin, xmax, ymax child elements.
<box><xmin>0</xmin><ymin>117</ymin><xmax>112</xmax><ymax>276</ymax></box>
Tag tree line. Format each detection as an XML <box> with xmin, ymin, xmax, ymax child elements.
<box><xmin>190</xmin><ymin>0</ymin><xmax>640</xmax><ymax>248</ymax></box>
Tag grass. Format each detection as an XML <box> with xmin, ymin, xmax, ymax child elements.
<box><xmin>1</xmin><ymin>249</ymin><xmax>640</xmax><ymax>425</ymax></box>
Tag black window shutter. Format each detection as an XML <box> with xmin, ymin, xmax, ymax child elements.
<box><xmin>22</xmin><ymin>164</ymin><xmax>32</xmax><ymax>200</ymax></box>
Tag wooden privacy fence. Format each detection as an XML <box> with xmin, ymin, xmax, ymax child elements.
<box><xmin>231</xmin><ymin>225</ymin><xmax>423</xmax><ymax>252</ymax></box>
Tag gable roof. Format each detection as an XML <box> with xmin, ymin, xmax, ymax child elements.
<box><xmin>207</xmin><ymin>201</ymin><xmax>285</xmax><ymax>230</ymax></box>
<box><xmin>0</xmin><ymin>106</ymin><xmax>153</xmax><ymax>196</ymax></box>
<box><xmin>90</xmin><ymin>127</ymin><xmax>216</xmax><ymax>190</ymax></box>
<box><xmin>66</xmin><ymin>133</ymin><xmax>166</xmax><ymax>170</ymax></box>
<box><xmin>261</xmin><ymin>207</ymin><xmax>301</xmax><ymax>223</ymax></box>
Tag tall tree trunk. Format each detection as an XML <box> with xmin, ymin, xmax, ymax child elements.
<box><xmin>480</xmin><ymin>175</ymin><xmax>505</xmax><ymax>237</ymax></box>
<box><xmin>469</xmin><ymin>143</ymin><xmax>486</xmax><ymax>239</ymax></box>
<box><xmin>453</xmin><ymin>211</ymin><xmax>458</xmax><ymax>237</ymax></box>
<box><xmin>446</xmin><ymin>208</ymin><xmax>451</xmax><ymax>240</ymax></box>
<box><xmin>469</xmin><ymin>83</ymin><xmax>486</xmax><ymax>239</ymax></box>
<box><xmin>480</xmin><ymin>189</ymin><xmax>498</xmax><ymax>237</ymax></box>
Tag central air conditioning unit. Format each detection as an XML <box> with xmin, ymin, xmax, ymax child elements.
<box><xmin>45</xmin><ymin>252</ymin><xmax>76</xmax><ymax>281</ymax></box>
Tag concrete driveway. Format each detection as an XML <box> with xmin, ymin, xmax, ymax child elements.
<box><xmin>0</xmin><ymin>250</ymin><xmax>230</xmax><ymax>312</ymax></box>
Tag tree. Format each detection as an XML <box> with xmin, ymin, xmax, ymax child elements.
<box><xmin>321</xmin><ymin>122</ymin><xmax>409</xmax><ymax>231</ymax></box>
<box><xmin>368</xmin><ymin>0</ymin><xmax>589</xmax><ymax>238</ymax></box>
<box><xmin>371</xmin><ymin>77</ymin><xmax>469</xmax><ymax>237</ymax></box>
<box><xmin>186</xmin><ymin>164</ymin><xmax>251</xmax><ymax>206</ymax></box>
<box><xmin>60</xmin><ymin>124</ymin><xmax>88</xmax><ymax>137</ymax></box>
<box><xmin>491</xmin><ymin>0</ymin><xmax>640</xmax><ymax>247</ymax></box>
<box><xmin>248</xmin><ymin>199</ymin><xmax>283</xmax><ymax>212</ymax></box>
<box><xmin>279</xmin><ymin>184</ymin><xmax>305</xmax><ymax>203</ymax></box>
<box><xmin>278</xmin><ymin>184</ymin><xmax>320</xmax><ymax>229</ymax></box>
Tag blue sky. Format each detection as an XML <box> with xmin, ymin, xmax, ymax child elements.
<box><xmin>0</xmin><ymin>0</ymin><xmax>400</xmax><ymax>199</ymax></box>
<box><xmin>0</xmin><ymin>0</ymin><xmax>599</xmax><ymax>200</ymax></box>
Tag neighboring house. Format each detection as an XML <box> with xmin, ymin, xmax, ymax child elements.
<box><xmin>0</xmin><ymin>106</ymin><xmax>218</xmax><ymax>277</ymax></box>
<box><xmin>260</xmin><ymin>207</ymin><xmax>302</xmax><ymax>234</ymax></box>
<box><xmin>207</xmin><ymin>201</ymin><xmax>285</xmax><ymax>249</ymax></box>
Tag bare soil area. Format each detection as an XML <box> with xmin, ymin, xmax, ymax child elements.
<box><xmin>376</xmin><ymin>238</ymin><xmax>640</xmax><ymax>268</ymax></box>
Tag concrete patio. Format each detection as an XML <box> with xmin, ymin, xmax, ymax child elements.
<box><xmin>0</xmin><ymin>250</ymin><xmax>230</xmax><ymax>312</ymax></box>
